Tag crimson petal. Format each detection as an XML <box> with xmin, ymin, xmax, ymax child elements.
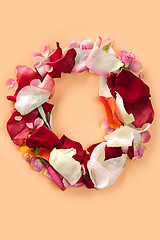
<box><xmin>49</xmin><ymin>42</ymin><xmax>62</xmax><ymax>62</ymax></box>
<box><xmin>124</xmin><ymin>99</ymin><xmax>154</xmax><ymax>128</ymax></box>
<box><xmin>7</xmin><ymin>108</ymin><xmax>39</xmax><ymax>146</ymax></box>
<box><xmin>26</xmin><ymin>126</ymin><xmax>59</xmax><ymax>150</ymax></box>
<box><xmin>107</xmin><ymin>69</ymin><xmax>154</xmax><ymax>127</ymax></box>
<box><xmin>55</xmin><ymin>135</ymin><xmax>85</xmax><ymax>163</ymax></box>
<box><xmin>83</xmin><ymin>153</ymin><xmax>94</xmax><ymax>189</ymax></box>
<box><xmin>47</xmin><ymin>49</ymin><xmax>76</xmax><ymax>73</ymax></box>
<box><xmin>115</xmin><ymin>69</ymin><xmax>150</xmax><ymax>103</ymax></box>
<box><xmin>105</xmin><ymin>146</ymin><xmax>122</xmax><ymax>160</ymax></box>
<box><xmin>7</xmin><ymin>65</ymin><xmax>41</xmax><ymax>101</ymax></box>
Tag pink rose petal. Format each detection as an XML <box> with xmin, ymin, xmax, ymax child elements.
<box><xmin>68</xmin><ymin>40</ymin><xmax>81</xmax><ymax>48</ymax></box>
<box><xmin>140</xmin><ymin>130</ymin><xmax>151</xmax><ymax>143</ymax></box>
<box><xmin>43</xmin><ymin>160</ymin><xmax>65</xmax><ymax>191</ymax></box>
<box><xmin>101</xmin><ymin>119</ymin><xmax>115</xmax><ymax>134</ymax></box>
<box><xmin>80</xmin><ymin>40</ymin><xmax>93</xmax><ymax>50</ymax></box>
<box><xmin>34</xmin><ymin>118</ymin><xmax>44</xmax><ymax>129</ymax></box>
<box><xmin>86</xmin><ymin>47</ymin><xmax>123</xmax><ymax>75</ymax></box>
<box><xmin>30</xmin><ymin>79</ymin><xmax>41</xmax><ymax>87</ymax></box>
<box><xmin>6</xmin><ymin>78</ymin><xmax>18</xmax><ymax>90</ymax></box>
<box><xmin>24</xmin><ymin>153</ymin><xmax>31</xmax><ymax>163</ymax></box>
<box><xmin>130</xmin><ymin>61</ymin><xmax>143</xmax><ymax>73</ymax></box>
<box><xmin>41</xmin><ymin>44</ymin><xmax>49</xmax><ymax>57</ymax></box>
<box><xmin>101</xmin><ymin>39</ymin><xmax>111</xmax><ymax>49</ymax></box>
<box><xmin>30</xmin><ymin>157</ymin><xmax>44</xmax><ymax>172</ymax></box>
<box><xmin>40</xmin><ymin>74</ymin><xmax>55</xmax><ymax>98</ymax></box>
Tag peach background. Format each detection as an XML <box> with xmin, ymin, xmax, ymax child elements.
<box><xmin>0</xmin><ymin>0</ymin><xmax>160</xmax><ymax>239</ymax></box>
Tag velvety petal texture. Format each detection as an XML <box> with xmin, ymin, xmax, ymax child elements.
<box><xmin>26</xmin><ymin>126</ymin><xmax>59</xmax><ymax>150</ymax></box>
<box><xmin>107</xmin><ymin>69</ymin><xmax>154</xmax><ymax>127</ymax></box>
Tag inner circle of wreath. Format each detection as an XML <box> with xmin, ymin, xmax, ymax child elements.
<box><xmin>6</xmin><ymin>37</ymin><xmax>154</xmax><ymax>191</ymax></box>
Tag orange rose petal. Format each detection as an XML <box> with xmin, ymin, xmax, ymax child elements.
<box><xmin>99</xmin><ymin>96</ymin><xmax>122</xmax><ymax>129</ymax></box>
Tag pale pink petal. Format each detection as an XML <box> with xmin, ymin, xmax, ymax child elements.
<box><xmin>62</xmin><ymin>178</ymin><xmax>72</xmax><ymax>188</ymax></box>
<box><xmin>122</xmin><ymin>146</ymin><xmax>129</xmax><ymax>154</ymax></box>
<box><xmin>74</xmin><ymin>182</ymin><xmax>85</xmax><ymax>187</ymax></box>
<box><xmin>32</xmin><ymin>56</ymin><xmax>50</xmax><ymax>77</ymax></box>
<box><xmin>80</xmin><ymin>40</ymin><xmax>93</xmax><ymax>50</ymax></box>
<box><xmin>86</xmin><ymin>47</ymin><xmax>123</xmax><ymax>75</ymax></box>
<box><xmin>45</xmin><ymin>65</ymin><xmax>53</xmax><ymax>73</ymax></box>
<box><xmin>32</xmin><ymin>62</ymin><xmax>41</xmax><ymax>68</ymax></box>
<box><xmin>15</xmin><ymin>86</ymin><xmax>50</xmax><ymax>115</ymax></box>
<box><xmin>139</xmin><ymin>72</ymin><xmax>144</xmax><ymax>79</ymax></box>
<box><xmin>24</xmin><ymin>153</ymin><xmax>31</xmax><ymax>163</ymax></box>
<box><xmin>87</xmin><ymin>142</ymin><xmax>110</xmax><ymax>189</ymax></box>
<box><xmin>34</xmin><ymin>118</ymin><xmax>44</xmax><ymax>129</ymax></box>
<box><xmin>88</xmin><ymin>158</ymin><xmax>110</xmax><ymax>189</ymax></box>
<box><xmin>101</xmin><ymin>119</ymin><xmax>115</xmax><ymax>134</ymax></box>
<box><xmin>72</xmin><ymin>48</ymin><xmax>91</xmax><ymax>73</ymax></box>
<box><xmin>130</xmin><ymin>61</ymin><xmax>143</xmax><ymax>73</ymax></box>
<box><xmin>30</xmin><ymin>157</ymin><xmax>44</xmax><ymax>172</ymax></box>
<box><xmin>68</xmin><ymin>40</ymin><xmax>81</xmax><ymax>48</ymax></box>
<box><xmin>30</xmin><ymin>79</ymin><xmax>41</xmax><ymax>87</ymax></box>
<box><xmin>94</xmin><ymin>36</ymin><xmax>102</xmax><ymax>48</ymax></box>
<box><xmin>43</xmin><ymin>169</ymin><xmax>52</xmax><ymax>179</ymax></box>
<box><xmin>140</xmin><ymin>130</ymin><xmax>151</xmax><ymax>143</ymax></box>
<box><xmin>6</xmin><ymin>78</ymin><xmax>18</xmax><ymax>90</ymax></box>
<box><xmin>26</xmin><ymin>122</ymin><xmax>34</xmax><ymax>129</ymax></box>
<box><xmin>132</xmin><ymin>143</ymin><xmax>144</xmax><ymax>161</ymax></box>
<box><xmin>41</xmin><ymin>44</ymin><xmax>49</xmax><ymax>57</ymax></box>
<box><xmin>101</xmin><ymin>39</ymin><xmax>111</xmax><ymax>49</ymax></box>
<box><xmin>31</xmin><ymin>52</ymin><xmax>43</xmax><ymax>58</ymax></box>
<box><xmin>40</xmin><ymin>74</ymin><xmax>55</xmax><ymax>98</ymax></box>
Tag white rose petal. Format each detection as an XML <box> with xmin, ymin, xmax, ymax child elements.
<box><xmin>15</xmin><ymin>86</ymin><xmax>50</xmax><ymax>115</ymax></box>
<box><xmin>49</xmin><ymin>148</ymin><xmax>82</xmax><ymax>186</ymax></box>
<box><xmin>87</xmin><ymin>142</ymin><xmax>127</xmax><ymax>189</ymax></box>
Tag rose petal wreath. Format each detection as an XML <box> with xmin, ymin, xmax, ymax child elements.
<box><xmin>6</xmin><ymin>37</ymin><xmax>154</xmax><ymax>190</ymax></box>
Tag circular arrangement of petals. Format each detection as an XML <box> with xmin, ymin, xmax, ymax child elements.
<box><xmin>6</xmin><ymin>37</ymin><xmax>154</xmax><ymax>191</ymax></box>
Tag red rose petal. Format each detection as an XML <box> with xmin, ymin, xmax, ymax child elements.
<box><xmin>107</xmin><ymin>69</ymin><xmax>154</xmax><ymax>127</ymax></box>
<box><xmin>47</xmin><ymin>49</ymin><xmax>76</xmax><ymax>73</ymax></box>
<box><xmin>26</xmin><ymin>126</ymin><xmax>59</xmax><ymax>150</ymax></box>
<box><xmin>7</xmin><ymin>108</ymin><xmax>39</xmax><ymax>146</ymax></box>
<box><xmin>105</xmin><ymin>146</ymin><xmax>122</xmax><ymax>160</ymax></box>
<box><xmin>88</xmin><ymin>143</ymin><xmax>122</xmax><ymax>160</ymax></box>
<box><xmin>83</xmin><ymin>153</ymin><xmax>94</xmax><ymax>189</ymax></box>
<box><xmin>7</xmin><ymin>65</ymin><xmax>41</xmax><ymax>101</ymax></box>
<box><xmin>49</xmin><ymin>42</ymin><xmax>62</xmax><ymax>62</ymax></box>
<box><xmin>87</xmin><ymin>143</ymin><xmax>101</xmax><ymax>155</ymax></box>
<box><xmin>124</xmin><ymin>99</ymin><xmax>154</xmax><ymax>128</ymax></box>
<box><xmin>56</xmin><ymin>135</ymin><xmax>85</xmax><ymax>163</ymax></box>
<box><xmin>115</xmin><ymin>69</ymin><xmax>150</xmax><ymax>103</ymax></box>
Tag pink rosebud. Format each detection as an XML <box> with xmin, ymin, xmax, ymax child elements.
<box><xmin>118</xmin><ymin>50</ymin><xmax>135</xmax><ymax>67</ymax></box>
